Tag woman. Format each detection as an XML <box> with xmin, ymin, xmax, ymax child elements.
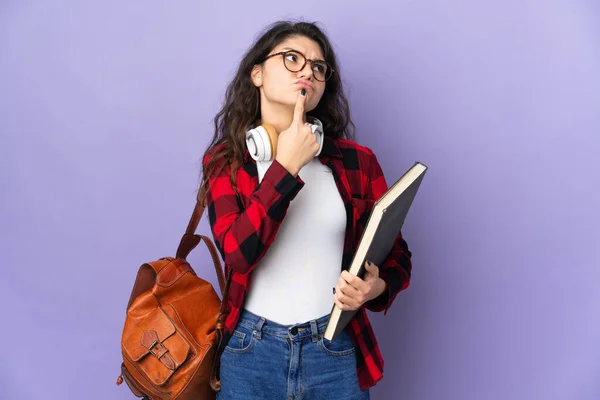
<box><xmin>199</xmin><ymin>20</ymin><xmax>412</xmax><ymax>399</ymax></box>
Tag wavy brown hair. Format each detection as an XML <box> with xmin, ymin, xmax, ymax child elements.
<box><xmin>198</xmin><ymin>20</ymin><xmax>355</xmax><ymax>206</ymax></box>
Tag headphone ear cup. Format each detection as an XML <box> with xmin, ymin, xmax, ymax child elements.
<box><xmin>306</xmin><ymin>121</ymin><xmax>324</xmax><ymax>157</ymax></box>
<box><xmin>246</xmin><ymin>124</ymin><xmax>278</xmax><ymax>161</ymax></box>
<box><xmin>262</xmin><ymin>123</ymin><xmax>278</xmax><ymax>159</ymax></box>
<box><xmin>246</xmin><ymin>126</ymin><xmax>269</xmax><ymax>161</ymax></box>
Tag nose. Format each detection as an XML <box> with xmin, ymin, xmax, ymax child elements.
<box><xmin>297</xmin><ymin>62</ymin><xmax>314</xmax><ymax>80</ymax></box>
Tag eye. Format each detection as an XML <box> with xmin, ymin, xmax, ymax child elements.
<box><xmin>313</xmin><ymin>63</ymin><xmax>326</xmax><ymax>73</ymax></box>
<box><xmin>285</xmin><ymin>53</ymin><xmax>299</xmax><ymax>63</ymax></box>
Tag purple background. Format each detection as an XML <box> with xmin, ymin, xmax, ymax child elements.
<box><xmin>2</xmin><ymin>1</ymin><xmax>599</xmax><ymax>399</ymax></box>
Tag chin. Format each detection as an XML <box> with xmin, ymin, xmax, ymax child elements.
<box><xmin>273</xmin><ymin>92</ymin><xmax>318</xmax><ymax>111</ymax></box>
<box><xmin>296</xmin><ymin>93</ymin><xmax>319</xmax><ymax>111</ymax></box>
<box><xmin>304</xmin><ymin>103</ymin><xmax>317</xmax><ymax>113</ymax></box>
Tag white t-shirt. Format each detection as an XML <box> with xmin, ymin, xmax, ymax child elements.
<box><xmin>243</xmin><ymin>158</ymin><xmax>347</xmax><ymax>325</ymax></box>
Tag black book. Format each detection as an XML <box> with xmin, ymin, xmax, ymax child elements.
<box><xmin>324</xmin><ymin>161</ymin><xmax>428</xmax><ymax>341</ymax></box>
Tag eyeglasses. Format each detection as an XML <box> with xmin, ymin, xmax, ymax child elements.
<box><xmin>260</xmin><ymin>49</ymin><xmax>335</xmax><ymax>82</ymax></box>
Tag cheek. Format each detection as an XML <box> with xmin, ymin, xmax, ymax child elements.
<box><xmin>262</xmin><ymin>68</ymin><xmax>293</xmax><ymax>99</ymax></box>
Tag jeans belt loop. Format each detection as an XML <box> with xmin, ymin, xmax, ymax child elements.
<box><xmin>310</xmin><ymin>320</ymin><xmax>319</xmax><ymax>342</ymax></box>
<box><xmin>254</xmin><ymin>317</ymin><xmax>266</xmax><ymax>340</ymax></box>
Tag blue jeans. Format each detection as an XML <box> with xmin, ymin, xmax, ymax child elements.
<box><xmin>216</xmin><ymin>308</ymin><xmax>370</xmax><ymax>400</ymax></box>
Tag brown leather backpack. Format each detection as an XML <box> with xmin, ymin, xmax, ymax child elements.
<box><xmin>116</xmin><ymin>191</ymin><xmax>231</xmax><ymax>399</ymax></box>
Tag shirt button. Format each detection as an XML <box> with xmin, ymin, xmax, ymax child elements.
<box><xmin>290</xmin><ymin>327</ymin><xmax>298</xmax><ymax>335</ymax></box>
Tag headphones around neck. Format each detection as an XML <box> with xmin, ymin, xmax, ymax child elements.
<box><xmin>245</xmin><ymin>117</ymin><xmax>324</xmax><ymax>162</ymax></box>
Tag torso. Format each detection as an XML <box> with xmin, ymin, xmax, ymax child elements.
<box><xmin>243</xmin><ymin>158</ymin><xmax>347</xmax><ymax>324</ymax></box>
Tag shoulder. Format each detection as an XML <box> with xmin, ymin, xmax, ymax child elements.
<box><xmin>202</xmin><ymin>143</ymin><xmax>228</xmax><ymax>166</ymax></box>
<box><xmin>202</xmin><ymin>143</ymin><xmax>242</xmax><ymax>180</ymax></box>
<box><xmin>333</xmin><ymin>138</ymin><xmax>378</xmax><ymax>169</ymax></box>
<box><xmin>335</xmin><ymin>138</ymin><xmax>375</xmax><ymax>156</ymax></box>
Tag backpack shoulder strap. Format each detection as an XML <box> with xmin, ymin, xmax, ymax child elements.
<box><xmin>175</xmin><ymin>186</ymin><xmax>226</xmax><ymax>295</ymax></box>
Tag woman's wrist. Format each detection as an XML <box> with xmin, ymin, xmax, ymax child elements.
<box><xmin>379</xmin><ymin>278</ymin><xmax>388</xmax><ymax>296</ymax></box>
<box><xmin>274</xmin><ymin>156</ymin><xmax>299</xmax><ymax>177</ymax></box>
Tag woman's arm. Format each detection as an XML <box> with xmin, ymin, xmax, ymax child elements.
<box><xmin>204</xmin><ymin>154</ymin><xmax>304</xmax><ymax>275</ymax></box>
<box><xmin>362</xmin><ymin>151</ymin><xmax>413</xmax><ymax>315</ymax></box>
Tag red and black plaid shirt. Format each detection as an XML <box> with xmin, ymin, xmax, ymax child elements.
<box><xmin>203</xmin><ymin>135</ymin><xmax>412</xmax><ymax>390</ymax></box>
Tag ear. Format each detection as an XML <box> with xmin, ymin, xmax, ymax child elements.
<box><xmin>251</xmin><ymin>65</ymin><xmax>263</xmax><ymax>87</ymax></box>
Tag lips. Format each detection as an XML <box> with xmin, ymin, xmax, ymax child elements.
<box><xmin>295</xmin><ymin>80</ymin><xmax>314</xmax><ymax>92</ymax></box>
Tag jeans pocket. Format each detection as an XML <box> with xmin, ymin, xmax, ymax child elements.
<box><xmin>317</xmin><ymin>330</ymin><xmax>356</xmax><ymax>357</ymax></box>
<box><xmin>224</xmin><ymin>324</ymin><xmax>256</xmax><ymax>354</ymax></box>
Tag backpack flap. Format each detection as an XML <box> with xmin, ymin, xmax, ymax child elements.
<box><xmin>122</xmin><ymin>307</ymin><xmax>190</xmax><ymax>386</ymax></box>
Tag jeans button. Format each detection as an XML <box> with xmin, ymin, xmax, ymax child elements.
<box><xmin>290</xmin><ymin>327</ymin><xmax>298</xmax><ymax>335</ymax></box>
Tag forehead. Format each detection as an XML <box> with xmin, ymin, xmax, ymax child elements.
<box><xmin>272</xmin><ymin>36</ymin><xmax>325</xmax><ymax>60</ymax></box>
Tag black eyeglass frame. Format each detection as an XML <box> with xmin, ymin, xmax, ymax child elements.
<box><xmin>259</xmin><ymin>50</ymin><xmax>335</xmax><ymax>82</ymax></box>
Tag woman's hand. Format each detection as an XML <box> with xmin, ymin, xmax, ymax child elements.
<box><xmin>275</xmin><ymin>89</ymin><xmax>320</xmax><ymax>176</ymax></box>
<box><xmin>333</xmin><ymin>261</ymin><xmax>387</xmax><ymax>311</ymax></box>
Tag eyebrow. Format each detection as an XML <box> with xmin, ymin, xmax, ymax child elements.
<box><xmin>280</xmin><ymin>47</ymin><xmax>326</xmax><ymax>62</ymax></box>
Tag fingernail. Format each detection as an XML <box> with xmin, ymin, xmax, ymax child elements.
<box><xmin>367</xmin><ymin>260</ymin><xmax>373</xmax><ymax>266</ymax></box>
<box><xmin>333</xmin><ymin>287</ymin><xmax>336</xmax><ymax>294</ymax></box>
<box><xmin>301</xmin><ymin>88</ymin><xmax>306</xmax><ymax>96</ymax></box>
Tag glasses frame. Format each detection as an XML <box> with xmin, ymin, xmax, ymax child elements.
<box><xmin>259</xmin><ymin>49</ymin><xmax>335</xmax><ymax>82</ymax></box>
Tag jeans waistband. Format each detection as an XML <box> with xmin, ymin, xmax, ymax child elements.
<box><xmin>237</xmin><ymin>308</ymin><xmax>331</xmax><ymax>341</ymax></box>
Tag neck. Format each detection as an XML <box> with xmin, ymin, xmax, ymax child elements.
<box><xmin>259</xmin><ymin>95</ymin><xmax>305</xmax><ymax>134</ymax></box>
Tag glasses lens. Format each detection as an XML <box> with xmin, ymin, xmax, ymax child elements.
<box><xmin>282</xmin><ymin>51</ymin><xmax>333</xmax><ymax>81</ymax></box>
<box><xmin>283</xmin><ymin>51</ymin><xmax>305</xmax><ymax>72</ymax></box>
<box><xmin>312</xmin><ymin>62</ymin><xmax>330</xmax><ymax>82</ymax></box>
